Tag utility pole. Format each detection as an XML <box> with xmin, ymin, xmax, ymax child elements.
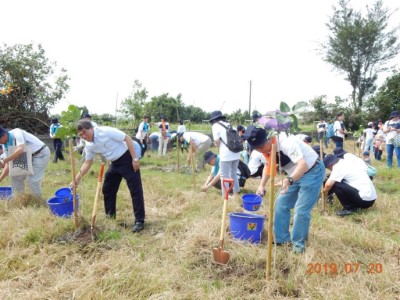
<box><xmin>248</xmin><ymin>80</ymin><xmax>252</xmax><ymax>119</ymax></box>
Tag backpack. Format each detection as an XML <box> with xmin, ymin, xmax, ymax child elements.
<box><xmin>326</xmin><ymin>123</ymin><xmax>334</xmax><ymax>138</ymax></box>
<box><xmin>217</xmin><ymin>121</ymin><xmax>244</xmax><ymax>153</ymax></box>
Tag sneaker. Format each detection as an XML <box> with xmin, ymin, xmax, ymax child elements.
<box><xmin>336</xmin><ymin>208</ymin><xmax>360</xmax><ymax>217</ymax></box>
<box><xmin>326</xmin><ymin>194</ymin><xmax>334</xmax><ymax>204</ymax></box>
<box><xmin>293</xmin><ymin>246</ymin><xmax>305</xmax><ymax>254</ymax></box>
<box><xmin>132</xmin><ymin>221</ymin><xmax>144</xmax><ymax>233</ymax></box>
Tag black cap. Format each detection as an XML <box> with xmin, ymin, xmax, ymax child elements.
<box><xmin>82</xmin><ymin>112</ymin><xmax>92</xmax><ymax>118</ymax></box>
<box><xmin>242</xmin><ymin>125</ymin><xmax>268</xmax><ymax>148</ymax></box>
<box><xmin>333</xmin><ymin>147</ymin><xmax>347</xmax><ymax>158</ymax></box>
<box><xmin>389</xmin><ymin>110</ymin><xmax>400</xmax><ymax>119</ymax></box>
<box><xmin>204</xmin><ymin>151</ymin><xmax>217</xmax><ymax>164</ymax></box>
<box><xmin>304</xmin><ymin>136</ymin><xmax>312</xmax><ymax>143</ymax></box>
<box><xmin>323</xmin><ymin>154</ymin><xmax>340</xmax><ymax>168</ymax></box>
<box><xmin>208</xmin><ymin>111</ymin><xmax>226</xmax><ymax>123</ymax></box>
<box><xmin>160</xmin><ymin>114</ymin><xmax>167</xmax><ymax>120</ymax></box>
<box><xmin>51</xmin><ymin>118</ymin><xmax>58</xmax><ymax>124</ymax></box>
<box><xmin>0</xmin><ymin>127</ymin><xmax>7</xmax><ymax>137</ymax></box>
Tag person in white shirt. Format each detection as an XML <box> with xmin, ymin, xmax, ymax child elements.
<box><xmin>363</xmin><ymin>122</ymin><xmax>375</xmax><ymax>153</ymax></box>
<box><xmin>178</xmin><ymin>131</ymin><xmax>211</xmax><ymax>169</ymax></box>
<box><xmin>383</xmin><ymin>110</ymin><xmax>400</xmax><ymax>168</ymax></box>
<box><xmin>157</xmin><ymin>115</ymin><xmax>170</xmax><ymax>157</ymax></box>
<box><xmin>247</xmin><ymin>149</ymin><xmax>265</xmax><ymax>177</ymax></box>
<box><xmin>0</xmin><ymin>127</ymin><xmax>51</xmax><ymax>197</ymax></box>
<box><xmin>177</xmin><ymin>119</ymin><xmax>186</xmax><ymax>134</ymax></box>
<box><xmin>72</xmin><ymin>120</ymin><xmax>145</xmax><ymax>233</ymax></box>
<box><xmin>323</xmin><ymin>154</ymin><xmax>377</xmax><ymax>216</ymax></box>
<box><xmin>243</xmin><ymin>125</ymin><xmax>325</xmax><ymax>254</ymax></box>
<box><xmin>333</xmin><ymin>112</ymin><xmax>347</xmax><ymax>148</ymax></box>
<box><xmin>209</xmin><ymin>110</ymin><xmax>241</xmax><ymax>196</ymax></box>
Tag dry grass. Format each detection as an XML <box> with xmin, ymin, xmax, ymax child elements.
<box><xmin>0</xmin><ymin>145</ymin><xmax>399</xmax><ymax>300</ymax></box>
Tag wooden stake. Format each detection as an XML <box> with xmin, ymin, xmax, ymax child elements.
<box><xmin>69</xmin><ymin>139</ymin><xmax>79</xmax><ymax>228</ymax></box>
<box><xmin>176</xmin><ymin>135</ymin><xmax>180</xmax><ymax>172</ymax></box>
<box><xmin>266</xmin><ymin>143</ymin><xmax>276</xmax><ymax>280</ymax></box>
<box><xmin>320</xmin><ymin>139</ymin><xmax>326</xmax><ymax>211</ymax></box>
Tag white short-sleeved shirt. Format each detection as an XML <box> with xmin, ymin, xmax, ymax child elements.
<box><xmin>364</xmin><ymin>128</ymin><xmax>374</xmax><ymax>140</ymax></box>
<box><xmin>343</xmin><ymin>152</ymin><xmax>367</xmax><ymax>172</ymax></box>
<box><xmin>248</xmin><ymin>150</ymin><xmax>266</xmax><ymax>175</ymax></box>
<box><xmin>84</xmin><ymin>127</ymin><xmax>128</xmax><ymax>161</ymax></box>
<box><xmin>278</xmin><ymin>133</ymin><xmax>318</xmax><ymax>176</ymax></box>
<box><xmin>182</xmin><ymin>132</ymin><xmax>210</xmax><ymax>147</ymax></box>
<box><xmin>317</xmin><ymin>122</ymin><xmax>327</xmax><ymax>133</ymax></box>
<box><xmin>136</xmin><ymin>121</ymin><xmax>150</xmax><ymax>140</ymax></box>
<box><xmin>177</xmin><ymin>125</ymin><xmax>186</xmax><ymax>134</ymax></box>
<box><xmin>330</xmin><ymin>159</ymin><xmax>377</xmax><ymax>201</ymax></box>
<box><xmin>334</xmin><ymin>120</ymin><xmax>345</xmax><ymax>138</ymax></box>
<box><xmin>7</xmin><ymin>129</ymin><xmax>45</xmax><ymax>155</ymax></box>
<box><xmin>212</xmin><ymin>121</ymin><xmax>241</xmax><ymax>161</ymax></box>
<box><xmin>383</xmin><ymin>119</ymin><xmax>400</xmax><ymax>144</ymax></box>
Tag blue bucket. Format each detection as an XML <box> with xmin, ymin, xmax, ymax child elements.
<box><xmin>55</xmin><ymin>187</ymin><xmax>72</xmax><ymax>202</ymax></box>
<box><xmin>241</xmin><ymin>194</ymin><xmax>263</xmax><ymax>211</ymax></box>
<box><xmin>47</xmin><ymin>195</ymin><xmax>79</xmax><ymax>218</ymax></box>
<box><xmin>229</xmin><ymin>212</ymin><xmax>266</xmax><ymax>244</ymax></box>
<box><xmin>0</xmin><ymin>187</ymin><xmax>12</xmax><ymax>200</ymax></box>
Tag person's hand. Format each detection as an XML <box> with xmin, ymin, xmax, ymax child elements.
<box><xmin>256</xmin><ymin>185</ymin><xmax>266</xmax><ymax>197</ymax></box>
<box><xmin>132</xmin><ymin>160</ymin><xmax>140</xmax><ymax>172</ymax></box>
<box><xmin>201</xmin><ymin>185</ymin><xmax>210</xmax><ymax>192</ymax></box>
<box><xmin>0</xmin><ymin>160</ymin><xmax>5</xmax><ymax>169</ymax></box>
<box><xmin>69</xmin><ymin>180</ymin><xmax>78</xmax><ymax>189</ymax></box>
<box><xmin>280</xmin><ymin>178</ymin><xmax>291</xmax><ymax>194</ymax></box>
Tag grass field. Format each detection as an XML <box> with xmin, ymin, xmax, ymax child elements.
<box><xmin>0</xmin><ymin>140</ymin><xmax>399</xmax><ymax>299</ymax></box>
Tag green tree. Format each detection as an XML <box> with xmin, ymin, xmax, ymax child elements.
<box><xmin>120</xmin><ymin>80</ymin><xmax>148</xmax><ymax>127</ymax></box>
<box><xmin>365</xmin><ymin>71</ymin><xmax>400</xmax><ymax>120</ymax></box>
<box><xmin>0</xmin><ymin>43</ymin><xmax>69</xmax><ymax>133</ymax></box>
<box><xmin>322</xmin><ymin>0</ymin><xmax>399</xmax><ymax>112</ymax></box>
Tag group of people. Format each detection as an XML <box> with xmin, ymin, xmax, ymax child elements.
<box><xmin>0</xmin><ymin>108</ymin><xmax>398</xmax><ymax>248</ymax></box>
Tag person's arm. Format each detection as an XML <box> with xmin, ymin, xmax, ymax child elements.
<box><xmin>324</xmin><ymin>178</ymin><xmax>335</xmax><ymax>193</ymax></box>
<box><xmin>202</xmin><ymin>170</ymin><xmax>216</xmax><ymax>192</ymax></box>
<box><xmin>125</xmin><ymin>134</ymin><xmax>139</xmax><ymax>172</ymax></box>
<box><xmin>0</xmin><ymin>163</ymin><xmax>10</xmax><ymax>182</ymax></box>
<box><xmin>256</xmin><ymin>164</ymin><xmax>270</xmax><ymax>196</ymax></box>
<box><xmin>187</xmin><ymin>141</ymin><xmax>197</xmax><ymax>163</ymax></box>
<box><xmin>280</xmin><ymin>158</ymin><xmax>308</xmax><ymax>194</ymax></box>
<box><xmin>73</xmin><ymin>159</ymin><xmax>93</xmax><ymax>185</ymax></box>
<box><xmin>202</xmin><ymin>171</ymin><xmax>221</xmax><ymax>192</ymax></box>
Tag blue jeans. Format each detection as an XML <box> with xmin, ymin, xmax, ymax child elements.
<box><xmin>386</xmin><ymin>144</ymin><xmax>400</xmax><ymax>168</ymax></box>
<box><xmin>219</xmin><ymin>160</ymin><xmax>240</xmax><ymax>194</ymax></box>
<box><xmin>274</xmin><ymin>160</ymin><xmax>325</xmax><ymax>251</ymax></box>
<box><xmin>334</xmin><ymin>139</ymin><xmax>343</xmax><ymax>148</ymax></box>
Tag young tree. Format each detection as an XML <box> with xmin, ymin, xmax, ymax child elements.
<box><xmin>120</xmin><ymin>80</ymin><xmax>148</xmax><ymax>126</ymax></box>
<box><xmin>322</xmin><ymin>0</ymin><xmax>399</xmax><ymax>112</ymax></box>
<box><xmin>0</xmin><ymin>43</ymin><xmax>69</xmax><ymax>133</ymax></box>
<box><xmin>365</xmin><ymin>71</ymin><xmax>400</xmax><ymax>120</ymax></box>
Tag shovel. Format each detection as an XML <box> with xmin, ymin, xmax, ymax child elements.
<box><xmin>69</xmin><ymin>140</ymin><xmax>79</xmax><ymax>228</ymax></box>
<box><xmin>91</xmin><ymin>163</ymin><xmax>105</xmax><ymax>236</ymax></box>
<box><xmin>213</xmin><ymin>178</ymin><xmax>234</xmax><ymax>265</ymax></box>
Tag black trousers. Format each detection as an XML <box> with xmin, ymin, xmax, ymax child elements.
<box><xmin>133</xmin><ymin>137</ymin><xmax>147</xmax><ymax>157</ymax></box>
<box><xmin>331</xmin><ymin>181</ymin><xmax>375</xmax><ymax>210</ymax></box>
<box><xmin>53</xmin><ymin>138</ymin><xmax>64</xmax><ymax>162</ymax></box>
<box><xmin>102</xmin><ymin>150</ymin><xmax>145</xmax><ymax>222</ymax></box>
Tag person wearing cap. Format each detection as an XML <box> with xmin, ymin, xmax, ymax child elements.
<box><xmin>72</xmin><ymin>120</ymin><xmax>145</xmax><ymax>233</ymax></box>
<box><xmin>0</xmin><ymin>127</ymin><xmax>51</xmax><ymax>197</ymax></box>
<box><xmin>135</xmin><ymin>115</ymin><xmax>150</xmax><ymax>157</ymax></box>
<box><xmin>157</xmin><ymin>115</ymin><xmax>170</xmax><ymax>157</ymax></box>
<box><xmin>383</xmin><ymin>110</ymin><xmax>400</xmax><ymax>168</ymax></box>
<box><xmin>363</xmin><ymin>151</ymin><xmax>371</xmax><ymax>165</ymax></box>
<box><xmin>316</xmin><ymin>117</ymin><xmax>328</xmax><ymax>148</ymax></box>
<box><xmin>209</xmin><ymin>110</ymin><xmax>241</xmax><ymax>196</ymax></box>
<box><xmin>201</xmin><ymin>150</ymin><xmax>249</xmax><ymax>192</ymax></box>
<box><xmin>49</xmin><ymin>118</ymin><xmax>65</xmax><ymax>163</ymax></box>
<box><xmin>333</xmin><ymin>147</ymin><xmax>371</xmax><ymax>177</ymax></box>
<box><xmin>323</xmin><ymin>154</ymin><xmax>377</xmax><ymax>216</ymax></box>
<box><xmin>333</xmin><ymin>112</ymin><xmax>347</xmax><ymax>148</ymax></box>
<box><xmin>252</xmin><ymin>112</ymin><xmax>261</xmax><ymax>124</ymax></box>
<box><xmin>178</xmin><ymin>131</ymin><xmax>211</xmax><ymax>169</ymax></box>
<box><xmin>243</xmin><ymin>125</ymin><xmax>325</xmax><ymax>254</ymax></box>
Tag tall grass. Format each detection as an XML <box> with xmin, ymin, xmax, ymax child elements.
<box><xmin>0</xmin><ymin>142</ymin><xmax>399</xmax><ymax>299</ymax></box>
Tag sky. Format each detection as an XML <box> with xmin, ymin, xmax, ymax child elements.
<box><xmin>1</xmin><ymin>0</ymin><xmax>399</xmax><ymax>117</ymax></box>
